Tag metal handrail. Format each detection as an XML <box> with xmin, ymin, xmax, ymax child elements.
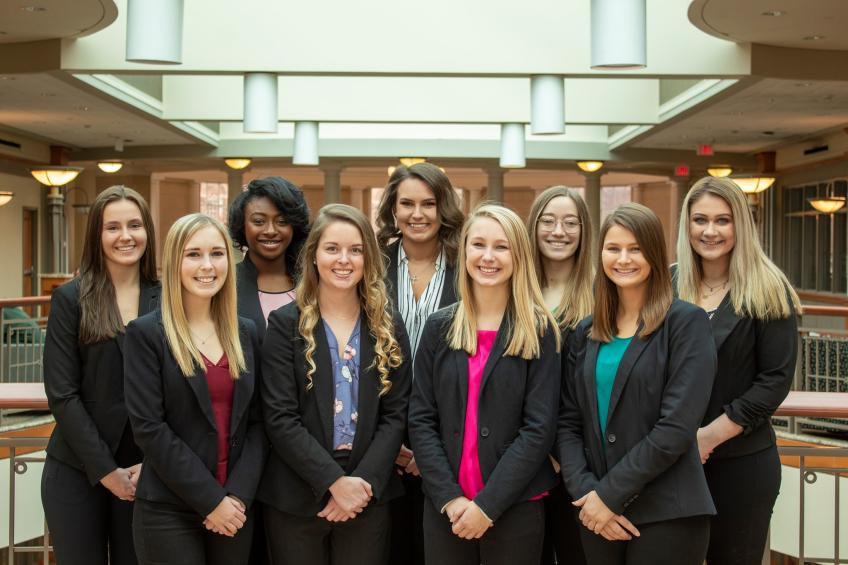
<box><xmin>1</xmin><ymin>437</ymin><xmax>51</xmax><ymax>562</ymax></box>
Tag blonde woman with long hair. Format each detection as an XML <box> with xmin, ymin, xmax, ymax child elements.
<box><xmin>557</xmin><ymin>204</ymin><xmax>717</xmax><ymax>565</ymax></box>
<box><xmin>124</xmin><ymin>214</ymin><xmax>266</xmax><ymax>565</ymax></box>
<box><xmin>674</xmin><ymin>177</ymin><xmax>800</xmax><ymax>565</ymax></box>
<box><xmin>527</xmin><ymin>186</ymin><xmax>592</xmax><ymax>565</ymax></box>
<box><xmin>408</xmin><ymin>203</ymin><xmax>561</xmax><ymax>565</ymax></box>
<box><xmin>258</xmin><ymin>204</ymin><xmax>412</xmax><ymax>565</ymax></box>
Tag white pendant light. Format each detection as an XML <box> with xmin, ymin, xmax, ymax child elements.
<box><xmin>293</xmin><ymin>122</ymin><xmax>320</xmax><ymax>166</ymax></box>
<box><xmin>97</xmin><ymin>161</ymin><xmax>123</xmax><ymax>173</ymax></box>
<box><xmin>530</xmin><ymin>75</ymin><xmax>565</xmax><ymax>134</ymax></box>
<box><xmin>125</xmin><ymin>0</ymin><xmax>184</xmax><ymax>64</ymax></box>
<box><xmin>0</xmin><ymin>191</ymin><xmax>13</xmax><ymax>206</ymax></box>
<box><xmin>591</xmin><ymin>0</ymin><xmax>646</xmax><ymax>69</ymax></box>
<box><xmin>499</xmin><ymin>123</ymin><xmax>526</xmax><ymax>169</ymax></box>
<box><xmin>30</xmin><ymin>166</ymin><xmax>83</xmax><ymax>187</ymax></box>
<box><xmin>732</xmin><ymin>177</ymin><xmax>775</xmax><ymax>194</ymax></box>
<box><xmin>243</xmin><ymin>73</ymin><xmax>278</xmax><ymax>133</ymax></box>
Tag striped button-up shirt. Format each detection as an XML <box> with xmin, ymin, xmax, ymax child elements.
<box><xmin>397</xmin><ymin>243</ymin><xmax>447</xmax><ymax>359</ymax></box>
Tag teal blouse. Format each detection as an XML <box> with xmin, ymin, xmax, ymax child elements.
<box><xmin>595</xmin><ymin>336</ymin><xmax>633</xmax><ymax>436</ymax></box>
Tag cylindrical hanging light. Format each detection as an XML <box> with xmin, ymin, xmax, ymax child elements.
<box><xmin>243</xmin><ymin>73</ymin><xmax>278</xmax><ymax>133</ymax></box>
<box><xmin>500</xmin><ymin>123</ymin><xmax>526</xmax><ymax>169</ymax></box>
<box><xmin>293</xmin><ymin>122</ymin><xmax>319</xmax><ymax>166</ymax></box>
<box><xmin>530</xmin><ymin>75</ymin><xmax>565</xmax><ymax>134</ymax></box>
<box><xmin>591</xmin><ymin>0</ymin><xmax>646</xmax><ymax>69</ymax></box>
<box><xmin>125</xmin><ymin>0</ymin><xmax>184</xmax><ymax>64</ymax></box>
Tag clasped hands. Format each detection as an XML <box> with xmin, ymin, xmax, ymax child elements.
<box><xmin>573</xmin><ymin>490</ymin><xmax>640</xmax><ymax>541</ymax></box>
<box><xmin>444</xmin><ymin>496</ymin><xmax>493</xmax><ymax>540</ymax></box>
<box><xmin>100</xmin><ymin>463</ymin><xmax>142</xmax><ymax>501</ymax></box>
<box><xmin>204</xmin><ymin>495</ymin><xmax>247</xmax><ymax>537</ymax></box>
<box><xmin>317</xmin><ymin>476</ymin><xmax>373</xmax><ymax>523</ymax></box>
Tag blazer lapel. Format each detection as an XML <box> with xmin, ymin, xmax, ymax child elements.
<box><xmin>312</xmin><ymin>320</ymin><xmax>336</xmax><ymax>449</ymax></box>
<box><xmin>478</xmin><ymin>316</ymin><xmax>509</xmax><ymax>396</ymax></box>
<box><xmin>117</xmin><ymin>280</ymin><xmax>160</xmax><ymax>355</ymax></box>
<box><xmin>237</xmin><ymin>255</ymin><xmax>266</xmax><ymax>336</ymax></box>
<box><xmin>710</xmin><ymin>293</ymin><xmax>742</xmax><ymax>352</ymax></box>
<box><xmin>228</xmin><ymin>326</ymin><xmax>254</xmax><ymax>434</ymax></box>
<box><xmin>605</xmin><ymin>328</ymin><xmax>651</xmax><ymax>428</ymax></box>
<box><xmin>439</xmin><ymin>263</ymin><xmax>458</xmax><ymax>308</ymax></box>
<box><xmin>452</xmin><ymin>347</ymin><xmax>470</xmax><ymax>415</ymax></box>
<box><xmin>186</xmin><ymin>363</ymin><xmax>219</xmax><ymax>431</ymax></box>
<box><xmin>583</xmin><ymin>339</ymin><xmax>602</xmax><ymax>446</ymax></box>
<box><xmin>350</xmin><ymin>321</ymin><xmax>376</xmax><ymax>465</ymax></box>
<box><xmin>386</xmin><ymin>241</ymin><xmax>400</xmax><ymax>307</ymax></box>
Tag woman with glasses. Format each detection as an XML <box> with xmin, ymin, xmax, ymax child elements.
<box><xmin>526</xmin><ymin>186</ymin><xmax>593</xmax><ymax>565</ymax></box>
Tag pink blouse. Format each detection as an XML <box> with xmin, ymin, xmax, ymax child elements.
<box><xmin>458</xmin><ymin>330</ymin><xmax>498</xmax><ymax>500</ymax></box>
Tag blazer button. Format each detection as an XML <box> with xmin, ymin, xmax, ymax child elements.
<box><xmin>480</xmin><ymin>427</ymin><xmax>490</xmax><ymax>438</ymax></box>
<box><xmin>607</xmin><ymin>433</ymin><xmax>616</xmax><ymax>444</ymax></box>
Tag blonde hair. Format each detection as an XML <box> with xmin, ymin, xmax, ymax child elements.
<box><xmin>449</xmin><ymin>203</ymin><xmax>560</xmax><ymax>359</ymax></box>
<box><xmin>296</xmin><ymin>204</ymin><xmax>402</xmax><ymax>396</ymax></box>
<box><xmin>526</xmin><ymin>186</ymin><xmax>595</xmax><ymax>330</ymax></box>
<box><xmin>676</xmin><ymin>177</ymin><xmax>801</xmax><ymax>319</ymax></box>
<box><xmin>592</xmin><ymin>203</ymin><xmax>673</xmax><ymax>342</ymax></box>
<box><xmin>161</xmin><ymin>214</ymin><xmax>246</xmax><ymax>379</ymax></box>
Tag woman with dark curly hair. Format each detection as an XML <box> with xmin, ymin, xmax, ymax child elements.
<box><xmin>229</xmin><ymin>176</ymin><xmax>310</xmax><ymax>341</ymax></box>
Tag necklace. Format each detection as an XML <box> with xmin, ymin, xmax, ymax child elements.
<box><xmin>700</xmin><ymin>278</ymin><xmax>729</xmax><ymax>299</ymax></box>
<box><xmin>190</xmin><ymin>327</ymin><xmax>216</xmax><ymax>345</ymax></box>
<box><xmin>408</xmin><ymin>261</ymin><xmax>437</xmax><ymax>283</ymax></box>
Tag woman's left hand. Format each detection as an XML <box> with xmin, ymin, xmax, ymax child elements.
<box><xmin>573</xmin><ymin>490</ymin><xmax>615</xmax><ymax>534</ymax></box>
<box><xmin>697</xmin><ymin>427</ymin><xmax>717</xmax><ymax>464</ymax></box>
<box><xmin>451</xmin><ymin>501</ymin><xmax>492</xmax><ymax>539</ymax></box>
<box><xmin>127</xmin><ymin>463</ymin><xmax>142</xmax><ymax>488</ymax></box>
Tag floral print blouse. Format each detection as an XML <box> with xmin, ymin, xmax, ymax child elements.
<box><xmin>323</xmin><ymin>316</ymin><xmax>361</xmax><ymax>451</ymax></box>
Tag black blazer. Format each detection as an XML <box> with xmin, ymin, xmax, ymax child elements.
<box><xmin>123</xmin><ymin>312</ymin><xmax>267</xmax><ymax>518</ymax></box>
<box><xmin>44</xmin><ymin>278</ymin><xmax>160</xmax><ymax>485</ymax></box>
<box><xmin>257</xmin><ymin>302</ymin><xmax>412</xmax><ymax>517</ymax></box>
<box><xmin>236</xmin><ymin>253</ymin><xmax>293</xmax><ymax>342</ymax></box>
<box><xmin>556</xmin><ymin>299</ymin><xmax>717</xmax><ymax>525</ymax></box>
<box><xmin>384</xmin><ymin>240</ymin><xmax>457</xmax><ymax>310</ymax></box>
<box><xmin>408</xmin><ymin>305</ymin><xmax>560</xmax><ymax>522</ymax></box>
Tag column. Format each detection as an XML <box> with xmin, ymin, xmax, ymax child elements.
<box><xmin>583</xmin><ymin>171</ymin><xmax>602</xmax><ymax>233</ymax></box>
<box><xmin>485</xmin><ymin>167</ymin><xmax>505</xmax><ymax>204</ymax></box>
<box><xmin>465</xmin><ymin>188</ymin><xmax>484</xmax><ymax>213</ymax></box>
<box><xmin>227</xmin><ymin>169</ymin><xmax>244</xmax><ymax>213</ymax></box>
<box><xmin>322</xmin><ymin>164</ymin><xmax>343</xmax><ymax>205</ymax></box>
<box><xmin>47</xmin><ymin>186</ymin><xmax>65</xmax><ymax>273</ymax></box>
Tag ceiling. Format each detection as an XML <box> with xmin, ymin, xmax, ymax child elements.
<box><xmin>0</xmin><ymin>0</ymin><xmax>116</xmax><ymax>44</ymax></box>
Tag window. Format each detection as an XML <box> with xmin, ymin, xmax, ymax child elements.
<box><xmin>200</xmin><ymin>182</ymin><xmax>228</xmax><ymax>225</ymax></box>
<box><xmin>782</xmin><ymin>179</ymin><xmax>847</xmax><ymax>294</ymax></box>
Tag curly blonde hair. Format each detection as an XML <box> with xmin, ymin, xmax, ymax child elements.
<box><xmin>295</xmin><ymin>204</ymin><xmax>402</xmax><ymax>395</ymax></box>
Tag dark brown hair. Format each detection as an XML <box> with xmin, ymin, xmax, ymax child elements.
<box><xmin>78</xmin><ymin>185</ymin><xmax>157</xmax><ymax>344</ymax></box>
<box><xmin>591</xmin><ymin>203</ymin><xmax>672</xmax><ymax>342</ymax></box>
<box><xmin>375</xmin><ymin>162</ymin><xmax>464</xmax><ymax>264</ymax></box>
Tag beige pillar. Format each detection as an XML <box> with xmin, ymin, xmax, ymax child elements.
<box><xmin>322</xmin><ymin>165</ymin><xmax>343</xmax><ymax>204</ymax></box>
<box><xmin>227</xmin><ymin>169</ymin><xmax>245</xmax><ymax>213</ymax></box>
<box><xmin>485</xmin><ymin>168</ymin><xmax>505</xmax><ymax>204</ymax></box>
<box><xmin>583</xmin><ymin>171</ymin><xmax>602</xmax><ymax>234</ymax></box>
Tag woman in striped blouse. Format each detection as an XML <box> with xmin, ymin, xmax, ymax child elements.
<box><xmin>375</xmin><ymin>162</ymin><xmax>465</xmax><ymax>565</ymax></box>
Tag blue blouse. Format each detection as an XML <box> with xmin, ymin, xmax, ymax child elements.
<box><xmin>323</xmin><ymin>316</ymin><xmax>361</xmax><ymax>451</ymax></box>
<box><xmin>595</xmin><ymin>336</ymin><xmax>633</xmax><ymax>437</ymax></box>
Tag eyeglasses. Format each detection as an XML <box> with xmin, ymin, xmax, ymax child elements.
<box><xmin>537</xmin><ymin>215</ymin><xmax>581</xmax><ymax>234</ymax></box>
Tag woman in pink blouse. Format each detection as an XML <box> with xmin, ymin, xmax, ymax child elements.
<box><xmin>408</xmin><ymin>203</ymin><xmax>561</xmax><ymax>565</ymax></box>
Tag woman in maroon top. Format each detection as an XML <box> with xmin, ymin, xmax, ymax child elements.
<box><xmin>124</xmin><ymin>214</ymin><xmax>266</xmax><ymax>565</ymax></box>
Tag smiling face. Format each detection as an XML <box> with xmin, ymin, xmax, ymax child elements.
<box><xmin>315</xmin><ymin>220</ymin><xmax>365</xmax><ymax>293</ymax></box>
<box><xmin>465</xmin><ymin>216</ymin><xmax>514</xmax><ymax>290</ymax></box>
<box><xmin>393</xmin><ymin>177</ymin><xmax>441</xmax><ymax>244</ymax></box>
<box><xmin>536</xmin><ymin>195</ymin><xmax>581</xmax><ymax>263</ymax></box>
<box><xmin>689</xmin><ymin>192</ymin><xmax>736</xmax><ymax>263</ymax></box>
<box><xmin>101</xmin><ymin>198</ymin><xmax>148</xmax><ymax>271</ymax></box>
<box><xmin>180</xmin><ymin>225</ymin><xmax>229</xmax><ymax>300</ymax></box>
<box><xmin>602</xmin><ymin>224</ymin><xmax>651</xmax><ymax>291</ymax></box>
<box><xmin>243</xmin><ymin>196</ymin><xmax>293</xmax><ymax>262</ymax></box>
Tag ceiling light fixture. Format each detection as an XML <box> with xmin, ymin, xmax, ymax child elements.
<box><xmin>499</xmin><ymin>123</ymin><xmax>526</xmax><ymax>168</ymax></box>
<box><xmin>707</xmin><ymin>166</ymin><xmax>733</xmax><ymax>178</ymax></box>
<box><xmin>591</xmin><ymin>0</ymin><xmax>646</xmax><ymax>69</ymax></box>
<box><xmin>30</xmin><ymin>166</ymin><xmax>83</xmax><ymax>187</ymax></box>
<box><xmin>577</xmin><ymin>161</ymin><xmax>604</xmax><ymax>173</ymax></box>
<box><xmin>243</xmin><ymin>73</ymin><xmax>278</xmax><ymax>133</ymax></box>
<box><xmin>293</xmin><ymin>121</ymin><xmax>320</xmax><ymax>166</ymax></box>
<box><xmin>97</xmin><ymin>161</ymin><xmax>123</xmax><ymax>173</ymax></box>
<box><xmin>0</xmin><ymin>191</ymin><xmax>13</xmax><ymax>207</ymax></box>
<box><xmin>125</xmin><ymin>0</ymin><xmax>184</xmax><ymax>64</ymax></box>
<box><xmin>225</xmin><ymin>158</ymin><xmax>252</xmax><ymax>170</ymax></box>
<box><xmin>732</xmin><ymin>177</ymin><xmax>775</xmax><ymax>194</ymax></box>
<box><xmin>530</xmin><ymin>75</ymin><xmax>565</xmax><ymax>134</ymax></box>
<box><xmin>399</xmin><ymin>158</ymin><xmax>426</xmax><ymax>167</ymax></box>
<box><xmin>808</xmin><ymin>196</ymin><xmax>846</xmax><ymax>214</ymax></box>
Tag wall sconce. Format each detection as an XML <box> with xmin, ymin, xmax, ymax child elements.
<box><xmin>577</xmin><ymin>161</ymin><xmax>604</xmax><ymax>173</ymax></box>
<box><xmin>0</xmin><ymin>191</ymin><xmax>13</xmax><ymax>206</ymax></box>
<box><xmin>225</xmin><ymin>158</ymin><xmax>252</xmax><ymax>170</ymax></box>
<box><xmin>707</xmin><ymin>166</ymin><xmax>733</xmax><ymax>178</ymax></box>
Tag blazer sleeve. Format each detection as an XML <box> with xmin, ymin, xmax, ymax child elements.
<box><xmin>261</xmin><ymin>310</ymin><xmax>345</xmax><ymax>500</ymax></box>
<box><xmin>350</xmin><ymin>315</ymin><xmax>412</xmax><ymax>499</ymax></box>
<box><xmin>595</xmin><ymin>308</ymin><xmax>716</xmax><ymax>514</ymax></box>
<box><xmin>43</xmin><ymin>284</ymin><xmax>117</xmax><ymax>485</ymax></box>
<box><xmin>223</xmin><ymin>321</ymin><xmax>269</xmax><ymax>507</ymax></box>
<box><xmin>473</xmin><ymin>325</ymin><xmax>561</xmax><ymax>521</ymax></box>
<box><xmin>556</xmin><ymin>328</ymin><xmax>601</xmax><ymax>500</ymax></box>
<box><xmin>408</xmin><ymin>316</ymin><xmax>465</xmax><ymax>512</ymax></box>
<box><xmin>724</xmin><ymin>312</ymin><xmax>798</xmax><ymax>434</ymax></box>
<box><xmin>123</xmin><ymin>320</ymin><xmax>228</xmax><ymax>517</ymax></box>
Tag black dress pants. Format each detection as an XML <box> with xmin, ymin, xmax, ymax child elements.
<box><xmin>388</xmin><ymin>472</ymin><xmax>426</xmax><ymax>565</ymax></box>
<box><xmin>264</xmin><ymin>502</ymin><xmax>391</xmax><ymax>565</ymax></box>
<box><xmin>41</xmin><ymin>455</ymin><xmax>137</xmax><ymax>565</ymax></box>
<box><xmin>422</xmin><ymin>497</ymin><xmax>545</xmax><ymax>565</ymax></box>
<box><xmin>132</xmin><ymin>498</ymin><xmax>254</xmax><ymax>565</ymax></box>
<box><xmin>579</xmin><ymin>515</ymin><xmax>710</xmax><ymax>565</ymax></box>
<box><xmin>704</xmin><ymin>444</ymin><xmax>781</xmax><ymax>565</ymax></box>
<box><xmin>540</xmin><ymin>482</ymin><xmax>587</xmax><ymax>565</ymax></box>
